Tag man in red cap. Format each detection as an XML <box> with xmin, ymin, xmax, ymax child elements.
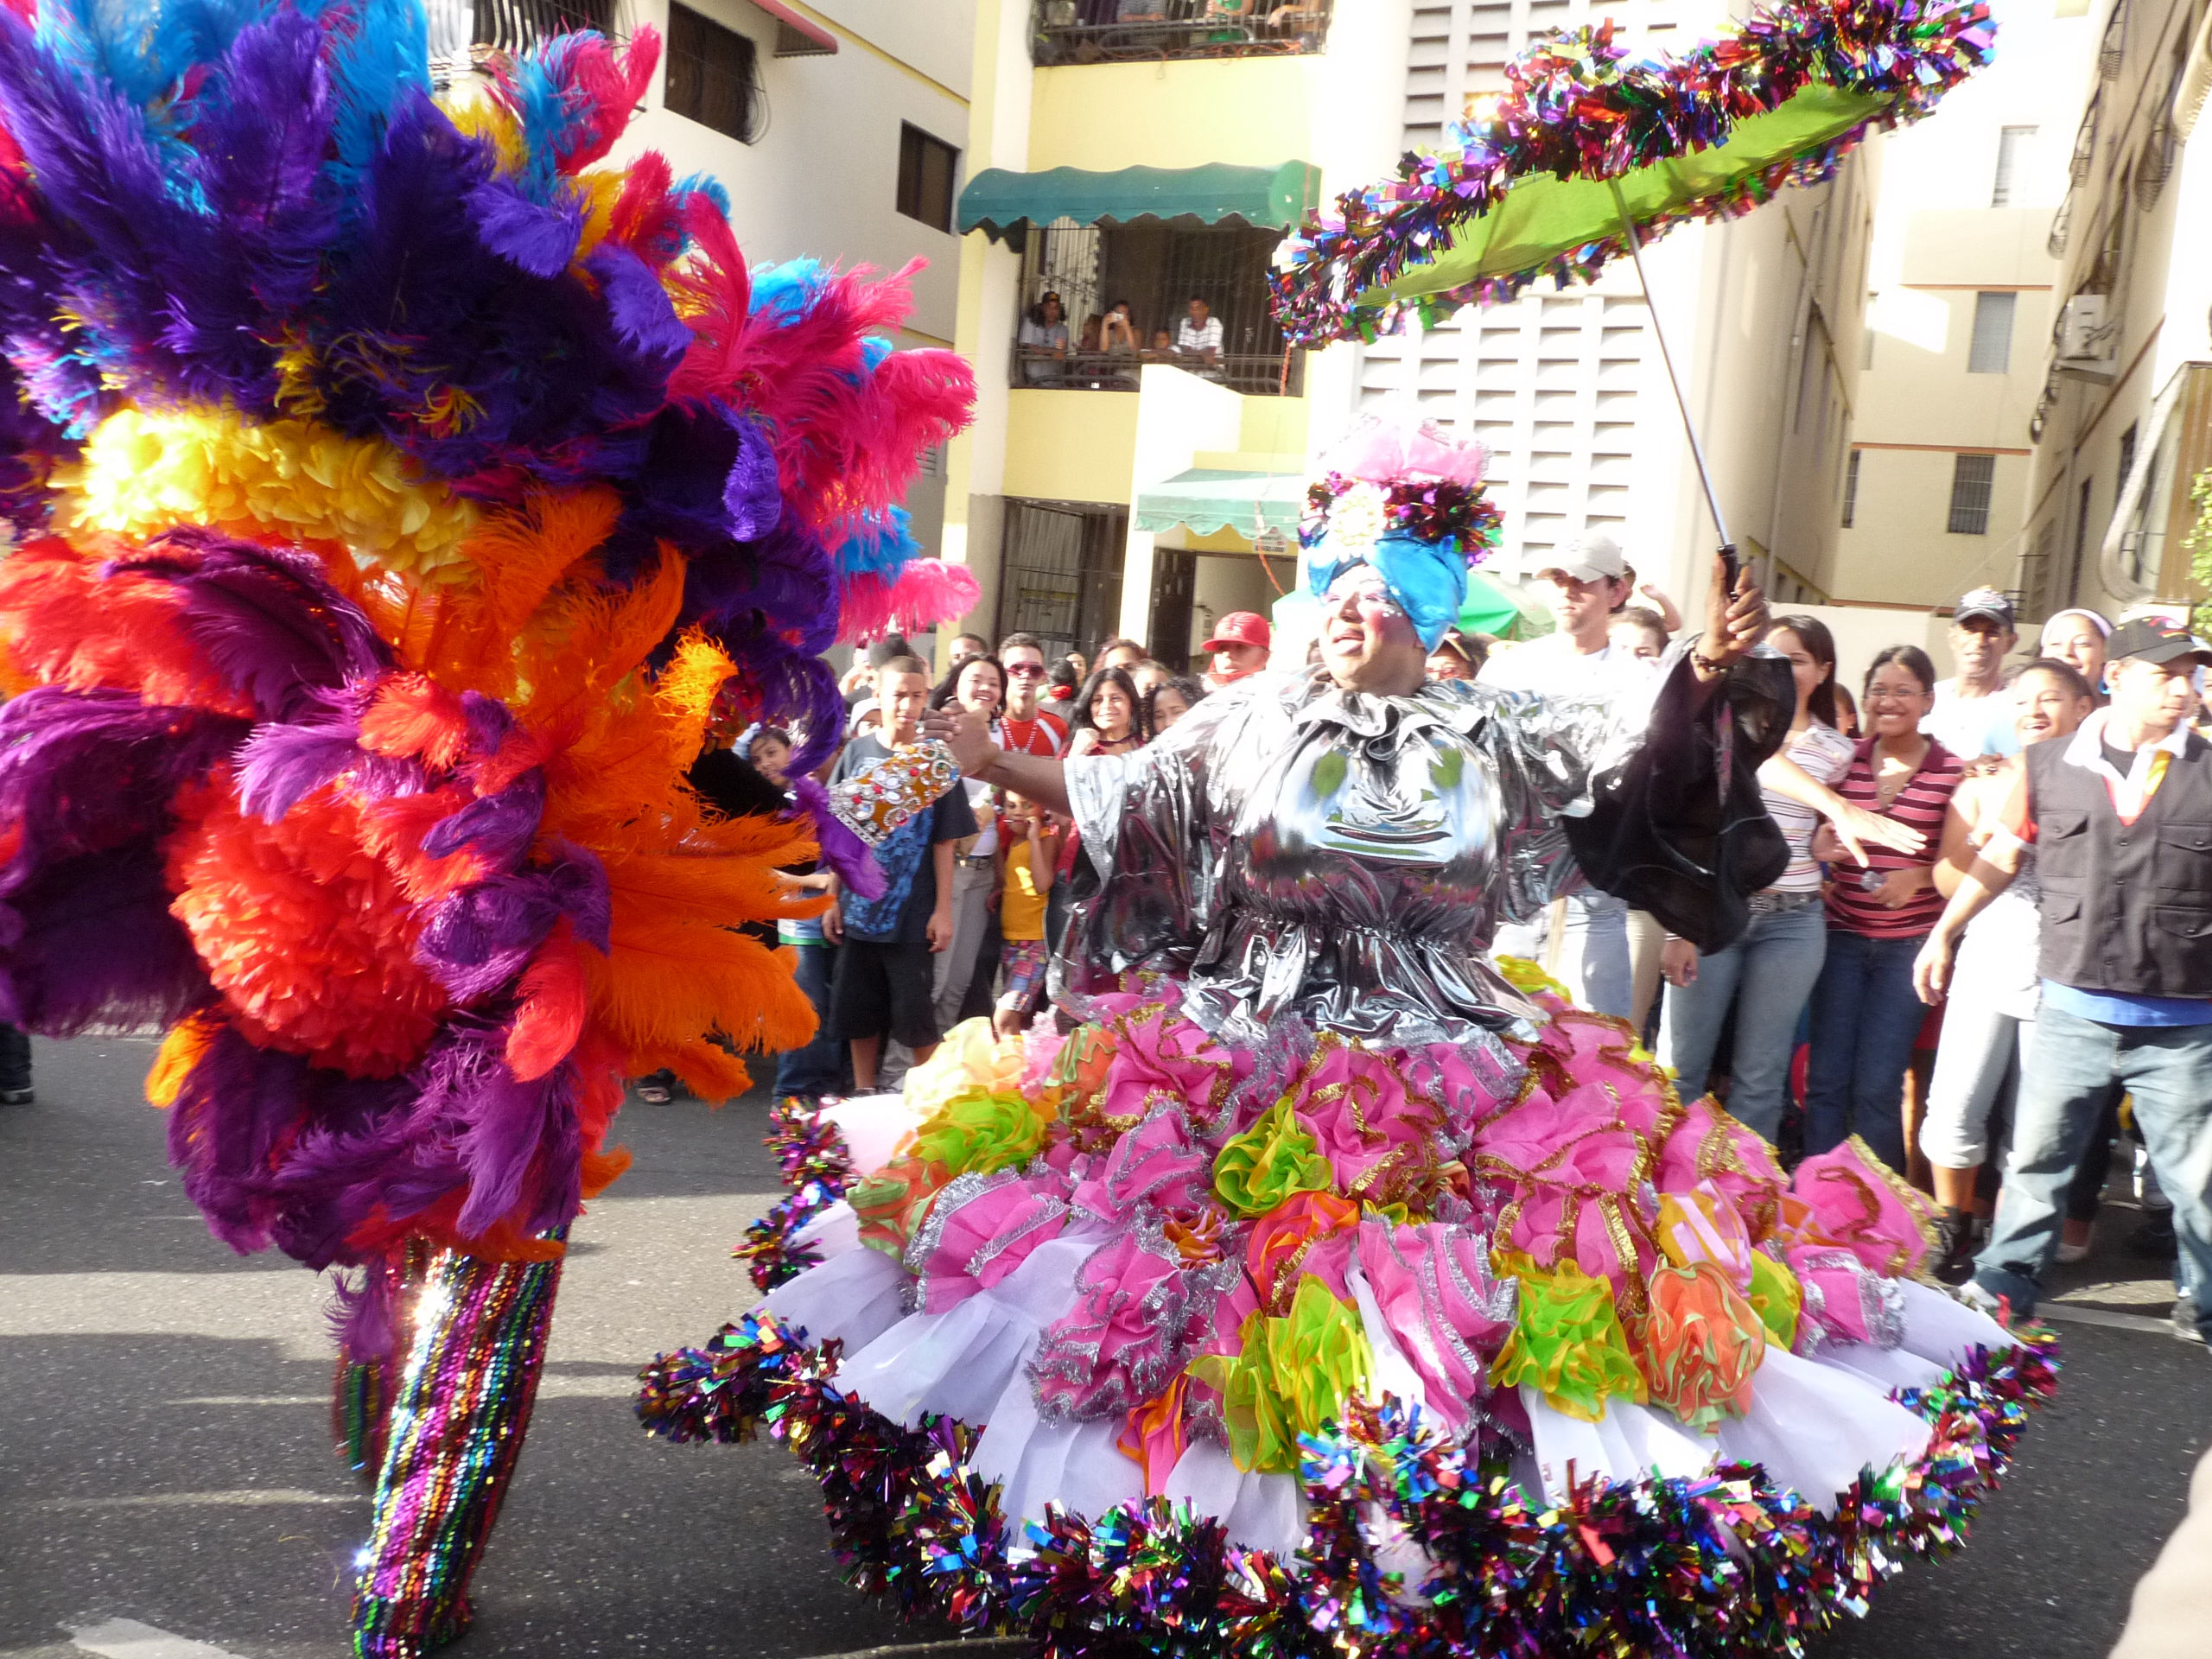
<box><xmin>1202</xmin><ymin>611</ymin><xmax>1272</xmax><ymax>689</ymax></box>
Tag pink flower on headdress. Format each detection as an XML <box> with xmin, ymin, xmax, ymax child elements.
<box><xmin>1320</xmin><ymin>413</ymin><xmax>1490</xmax><ymax>488</ymax></box>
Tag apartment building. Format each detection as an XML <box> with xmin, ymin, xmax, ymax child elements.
<box><xmin>2016</xmin><ymin>0</ymin><xmax>2212</xmax><ymax>621</ymax></box>
<box><xmin>1836</xmin><ymin>0</ymin><xmax>2089</xmax><ymax>615</ymax></box>
<box><xmin>939</xmin><ymin>0</ymin><xmax>1386</xmax><ymax>668</ymax></box>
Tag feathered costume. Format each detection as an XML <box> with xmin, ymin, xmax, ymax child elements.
<box><xmin>640</xmin><ymin>423</ymin><xmax>2058</xmax><ymax>1657</ymax></box>
<box><xmin>0</xmin><ymin>3</ymin><xmax>973</xmax><ymax>1653</ymax></box>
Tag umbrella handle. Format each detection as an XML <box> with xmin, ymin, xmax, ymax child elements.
<box><xmin>1606</xmin><ymin>181</ymin><xmax>1734</xmax><ymax>556</ymax></box>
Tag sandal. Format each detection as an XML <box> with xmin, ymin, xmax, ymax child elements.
<box><xmin>635</xmin><ymin>1082</ymin><xmax>672</xmax><ymax>1103</ymax></box>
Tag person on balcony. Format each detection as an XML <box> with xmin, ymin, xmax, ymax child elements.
<box><xmin>1174</xmin><ymin>296</ymin><xmax>1224</xmax><ymax>372</ymax></box>
<box><xmin>1102</xmin><ymin>299</ymin><xmax>1140</xmax><ymax>353</ymax></box>
<box><xmin>1018</xmin><ymin>291</ymin><xmax>1070</xmax><ymax>385</ymax></box>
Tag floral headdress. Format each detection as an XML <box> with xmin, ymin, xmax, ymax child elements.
<box><xmin>1303</xmin><ymin>417</ymin><xmax>1501</xmax><ymax>649</ymax></box>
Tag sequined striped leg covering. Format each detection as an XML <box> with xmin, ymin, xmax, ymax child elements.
<box><xmin>349</xmin><ymin>1245</ymin><xmax>563</xmax><ymax>1658</ymax></box>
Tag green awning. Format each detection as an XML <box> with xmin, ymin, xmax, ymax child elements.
<box><xmin>958</xmin><ymin>161</ymin><xmax>1322</xmax><ymax>244</ymax></box>
<box><xmin>1134</xmin><ymin>467</ymin><xmax>1306</xmax><ymax>537</ymax></box>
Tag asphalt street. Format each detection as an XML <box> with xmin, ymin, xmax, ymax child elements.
<box><xmin>3</xmin><ymin>1031</ymin><xmax>2209</xmax><ymax>1659</ymax></box>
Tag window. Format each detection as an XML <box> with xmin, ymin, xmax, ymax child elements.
<box><xmin>1966</xmin><ymin>291</ymin><xmax>2016</xmax><ymax>374</ymax></box>
<box><xmin>994</xmin><ymin>499</ymin><xmax>1126</xmax><ymax>659</ymax></box>
<box><xmin>472</xmin><ymin>0</ymin><xmax>613</xmax><ymax>54</ymax></box>
<box><xmin>1947</xmin><ymin>454</ymin><xmax>1995</xmax><ymax>535</ymax></box>
<box><xmin>1841</xmin><ymin>449</ymin><xmax>1861</xmax><ymax>528</ymax></box>
<box><xmin>1992</xmin><ymin>125</ymin><xmax>2037</xmax><ymax>207</ymax></box>
<box><xmin>897</xmin><ymin>124</ymin><xmax>958</xmax><ymax>232</ymax></box>
<box><xmin>664</xmin><ymin>3</ymin><xmax>763</xmax><ymax>144</ymax></box>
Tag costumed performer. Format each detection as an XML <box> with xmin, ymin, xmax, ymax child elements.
<box><xmin>0</xmin><ymin>3</ymin><xmax>974</xmax><ymax>1655</ymax></box>
<box><xmin>643</xmin><ymin>417</ymin><xmax>2058</xmax><ymax>1656</ymax></box>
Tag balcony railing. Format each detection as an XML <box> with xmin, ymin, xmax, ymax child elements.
<box><xmin>1032</xmin><ymin>0</ymin><xmax>1332</xmax><ymax>66</ymax></box>
<box><xmin>1011</xmin><ymin>345</ymin><xmax>1303</xmax><ymax>397</ymax></box>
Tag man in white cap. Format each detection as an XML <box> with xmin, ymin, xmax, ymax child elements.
<box><xmin>1923</xmin><ymin>587</ymin><xmax>2021</xmax><ymax>760</ymax></box>
<box><xmin>1478</xmin><ymin>532</ymin><xmax>1654</xmax><ymax>1017</ymax></box>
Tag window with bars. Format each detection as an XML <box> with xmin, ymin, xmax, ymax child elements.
<box><xmin>1010</xmin><ymin>221</ymin><xmax>1300</xmax><ymax>396</ymax></box>
<box><xmin>664</xmin><ymin>3</ymin><xmax>764</xmax><ymax>144</ymax></box>
<box><xmin>1991</xmin><ymin>125</ymin><xmax>2037</xmax><ymax>207</ymax></box>
<box><xmin>993</xmin><ymin>500</ymin><xmax>1128</xmax><ymax>661</ymax></box>
<box><xmin>1947</xmin><ymin>454</ymin><xmax>1995</xmax><ymax>535</ymax></box>
<box><xmin>1967</xmin><ymin>291</ymin><xmax>2016</xmax><ymax>374</ymax></box>
<box><xmin>897</xmin><ymin>124</ymin><xmax>959</xmax><ymax>232</ymax></box>
<box><xmin>1841</xmin><ymin>449</ymin><xmax>1861</xmax><ymax>528</ymax></box>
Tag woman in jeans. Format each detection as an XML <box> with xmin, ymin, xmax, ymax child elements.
<box><xmin>1803</xmin><ymin>645</ymin><xmax>1967</xmax><ymax>1171</ymax></box>
<box><xmin>1656</xmin><ymin>616</ymin><xmax>1911</xmax><ymax>1143</ymax></box>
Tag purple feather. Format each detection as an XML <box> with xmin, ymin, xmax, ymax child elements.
<box><xmin>0</xmin><ymin>688</ymin><xmax>246</xmax><ymax>875</ymax></box>
<box><xmin>414</xmin><ymin>842</ymin><xmax>608</xmax><ymax>999</ymax></box>
<box><xmin>586</xmin><ymin>242</ymin><xmax>692</xmax><ymax>366</ymax></box>
<box><xmin>233</xmin><ymin>721</ymin><xmax>365</xmax><ymax>821</ymax></box>
<box><xmin>721</xmin><ymin>410</ymin><xmax>782</xmax><ymax>541</ymax></box>
<box><xmin>0</xmin><ymin>841</ymin><xmax>214</xmax><ymax>1035</ymax></box>
<box><xmin>467</xmin><ymin>174</ymin><xmax>582</xmax><ymax>277</ymax></box>
<box><xmin>419</xmin><ymin>769</ymin><xmax>545</xmax><ymax>871</ymax></box>
<box><xmin>460</xmin><ymin>690</ymin><xmax>515</xmax><ymax>756</ymax></box>
<box><xmin>113</xmin><ymin>535</ymin><xmax>391</xmax><ymax>720</ymax></box>
<box><xmin>790</xmin><ymin>776</ymin><xmax>885</xmax><ymax>899</ymax></box>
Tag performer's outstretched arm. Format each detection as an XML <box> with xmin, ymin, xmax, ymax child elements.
<box><xmin>921</xmin><ymin>709</ymin><xmax>1071</xmax><ymax>817</ymax></box>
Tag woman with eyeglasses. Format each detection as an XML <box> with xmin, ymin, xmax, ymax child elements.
<box><xmin>748</xmin><ymin>423</ymin><xmax>2034</xmax><ymax>1650</ymax></box>
<box><xmin>1802</xmin><ymin>645</ymin><xmax>1969</xmax><ymax>1173</ymax></box>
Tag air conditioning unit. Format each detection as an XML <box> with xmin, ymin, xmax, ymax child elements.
<box><xmin>2056</xmin><ymin>294</ymin><xmax>2119</xmax><ymax>382</ymax></box>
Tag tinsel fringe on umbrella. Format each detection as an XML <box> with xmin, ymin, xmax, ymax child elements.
<box><xmin>1268</xmin><ymin>0</ymin><xmax>1996</xmax><ymax>343</ymax></box>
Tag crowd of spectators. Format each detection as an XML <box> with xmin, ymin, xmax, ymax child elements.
<box><xmin>1016</xmin><ymin>291</ymin><xmax>1232</xmax><ymax>385</ymax></box>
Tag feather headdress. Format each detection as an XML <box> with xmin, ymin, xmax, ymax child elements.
<box><xmin>0</xmin><ymin>1</ymin><xmax>975</xmax><ymax>1315</ymax></box>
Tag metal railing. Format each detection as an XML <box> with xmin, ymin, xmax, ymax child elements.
<box><xmin>1009</xmin><ymin>345</ymin><xmax>1304</xmax><ymax>397</ymax></box>
<box><xmin>472</xmin><ymin>0</ymin><xmax>613</xmax><ymax>53</ymax></box>
<box><xmin>1031</xmin><ymin>0</ymin><xmax>1332</xmax><ymax>65</ymax></box>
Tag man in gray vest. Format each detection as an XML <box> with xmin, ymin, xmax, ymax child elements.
<box><xmin>1915</xmin><ymin>618</ymin><xmax>2212</xmax><ymax>1345</ymax></box>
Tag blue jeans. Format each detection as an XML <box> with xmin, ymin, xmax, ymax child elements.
<box><xmin>774</xmin><ymin>943</ymin><xmax>849</xmax><ymax>1099</ymax></box>
<box><xmin>1977</xmin><ymin>1004</ymin><xmax>2212</xmax><ymax>1334</ymax></box>
<box><xmin>1802</xmin><ymin>927</ymin><xmax>1928</xmax><ymax>1172</ymax></box>
<box><xmin>1657</xmin><ymin>899</ymin><xmax>1827</xmax><ymax>1145</ymax></box>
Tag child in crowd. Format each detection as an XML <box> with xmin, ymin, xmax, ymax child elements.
<box><xmin>993</xmin><ymin>791</ymin><xmax>1061</xmax><ymax>1038</ymax></box>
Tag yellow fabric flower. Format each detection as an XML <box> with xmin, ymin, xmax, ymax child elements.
<box><xmin>1211</xmin><ymin>1097</ymin><xmax>1334</xmax><ymax>1217</ymax></box>
<box><xmin>1495</xmin><ymin>955</ymin><xmax>1573</xmax><ymax>1002</ymax></box>
<box><xmin>904</xmin><ymin>1017</ymin><xmax>1027</xmax><ymax>1120</ymax></box>
<box><xmin>1488</xmin><ymin>1250</ymin><xmax>1647</xmax><ymax>1423</ymax></box>
<box><xmin>1189</xmin><ymin>1275</ymin><xmax>1375</xmax><ymax>1474</ymax></box>
<box><xmin>1745</xmin><ymin>1249</ymin><xmax>1802</xmax><ymax>1351</ymax></box>
<box><xmin>908</xmin><ymin>1089</ymin><xmax>1050</xmax><ymax>1179</ymax></box>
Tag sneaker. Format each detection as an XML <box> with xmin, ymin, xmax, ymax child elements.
<box><xmin>2171</xmin><ymin>1301</ymin><xmax>2208</xmax><ymax>1346</ymax></box>
<box><xmin>0</xmin><ymin>1085</ymin><xmax>28</xmax><ymax>1105</ymax></box>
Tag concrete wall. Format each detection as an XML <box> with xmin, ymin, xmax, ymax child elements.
<box><xmin>1026</xmin><ymin>57</ymin><xmax>1319</xmax><ymax>169</ymax></box>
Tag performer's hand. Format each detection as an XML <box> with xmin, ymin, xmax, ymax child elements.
<box><xmin>921</xmin><ymin>706</ymin><xmax>998</xmax><ymax>778</ymax></box>
<box><xmin>1823</xmin><ymin>800</ymin><xmax>1926</xmax><ymax>869</ymax></box>
<box><xmin>1694</xmin><ymin>553</ymin><xmax>1769</xmax><ymax>671</ymax></box>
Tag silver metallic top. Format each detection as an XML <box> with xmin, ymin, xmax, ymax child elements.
<box><xmin>1059</xmin><ymin>663</ymin><xmax>1669</xmax><ymax>1052</ymax></box>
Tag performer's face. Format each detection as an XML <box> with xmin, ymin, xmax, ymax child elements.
<box><xmin>1319</xmin><ymin>569</ymin><xmax>1426</xmax><ymax>695</ymax></box>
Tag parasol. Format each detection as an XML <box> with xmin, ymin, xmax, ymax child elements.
<box><xmin>1269</xmin><ymin>0</ymin><xmax>1995</xmax><ymax>556</ymax></box>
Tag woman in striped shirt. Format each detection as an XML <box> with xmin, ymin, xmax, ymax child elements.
<box><xmin>1803</xmin><ymin>645</ymin><xmax>1968</xmax><ymax>1172</ymax></box>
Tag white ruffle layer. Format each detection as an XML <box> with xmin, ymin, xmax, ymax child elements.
<box><xmin>764</xmin><ymin>1114</ymin><xmax>2020</xmax><ymax>1547</ymax></box>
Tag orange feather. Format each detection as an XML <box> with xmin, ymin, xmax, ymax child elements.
<box><xmin>505</xmin><ymin>921</ymin><xmax>588</xmax><ymax>1081</ymax></box>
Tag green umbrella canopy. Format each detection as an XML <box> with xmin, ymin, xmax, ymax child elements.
<box><xmin>1269</xmin><ymin>2</ymin><xmax>1995</xmax><ymax>343</ymax></box>
<box><xmin>1459</xmin><ymin>571</ymin><xmax>1525</xmax><ymax>638</ymax></box>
